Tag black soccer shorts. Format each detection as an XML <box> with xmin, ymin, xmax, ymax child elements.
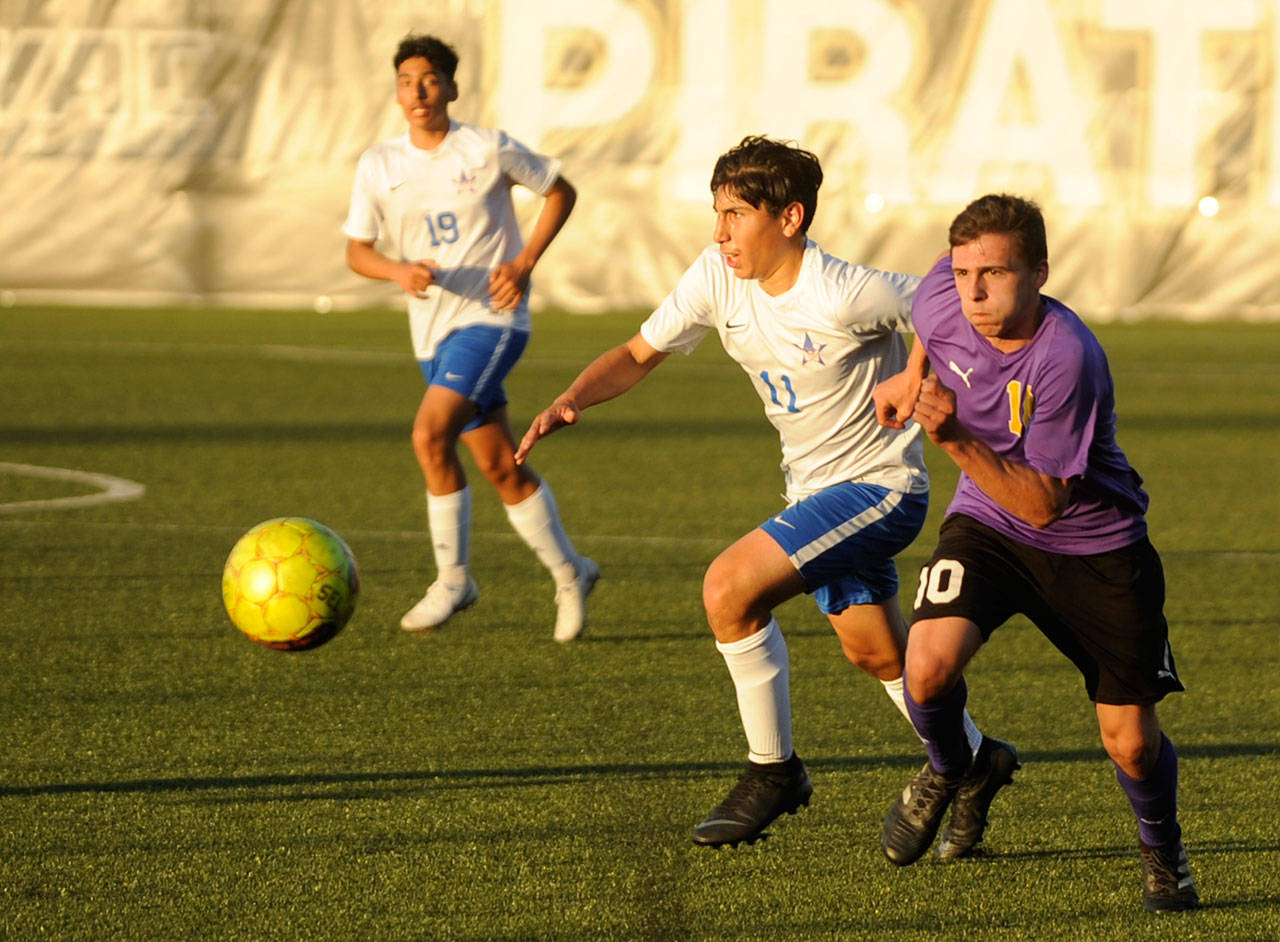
<box><xmin>911</xmin><ymin>514</ymin><xmax>1185</xmax><ymax>706</ymax></box>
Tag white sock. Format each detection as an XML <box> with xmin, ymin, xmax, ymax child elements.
<box><xmin>881</xmin><ymin>676</ymin><xmax>985</xmax><ymax>756</ymax></box>
<box><xmin>717</xmin><ymin>618</ymin><xmax>792</xmax><ymax>764</ymax></box>
<box><xmin>427</xmin><ymin>487</ymin><xmax>470</xmax><ymax>585</ymax></box>
<box><xmin>880</xmin><ymin>676</ymin><xmax>922</xmax><ymax>742</ymax></box>
<box><xmin>504</xmin><ymin>481</ymin><xmax>578</xmax><ymax>586</ymax></box>
<box><xmin>962</xmin><ymin>708</ymin><xmax>983</xmax><ymax>756</ymax></box>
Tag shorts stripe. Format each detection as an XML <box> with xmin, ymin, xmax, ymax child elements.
<box><xmin>472</xmin><ymin>327</ymin><xmax>514</xmax><ymax>395</ymax></box>
<box><xmin>788</xmin><ymin>487</ymin><xmax>904</xmax><ymax>569</ymax></box>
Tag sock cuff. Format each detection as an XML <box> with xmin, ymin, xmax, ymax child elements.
<box><xmin>427</xmin><ymin>486</ymin><xmax>471</xmax><ymax>513</ymax></box>
<box><xmin>716</xmin><ymin>618</ymin><xmax>780</xmax><ymax>656</ymax></box>
<box><xmin>503</xmin><ymin>481</ymin><xmax>553</xmax><ymax>522</ymax></box>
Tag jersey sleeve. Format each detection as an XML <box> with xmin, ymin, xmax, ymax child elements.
<box><xmin>1021</xmin><ymin>328</ymin><xmax>1100</xmax><ymax>481</ymax></box>
<box><xmin>496</xmin><ymin>130</ymin><xmax>562</xmax><ymax>195</ymax></box>
<box><xmin>833</xmin><ymin>264</ymin><xmax>920</xmax><ymax>335</ymax></box>
<box><xmin>906</xmin><ymin>255</ymin><xmax>955</xmax><ymax>347</ymax></box>
<box><xmin>639</xmin><ymin>249</ymin><xmax>718</xmax><ymax>355</ymax></box>
<box><xmin>341</xmin><ymin>149</ymin><xmax>382</xmax><ymax>242</ymax></box>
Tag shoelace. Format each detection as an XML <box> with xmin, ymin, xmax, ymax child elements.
<box><xmin>716</xmin><ymin>769</ymin><xmax>784</xmax><ymax>816</ymax></box>
<box><xmin>907</xmin><ymin>767</ymin><xmax>957</xmax><ymax>813</ymax></box>
<box><xmin>1141</xmin><ymin>846</ymin><xmax>1187</xmax><ymax>891</ymax></box>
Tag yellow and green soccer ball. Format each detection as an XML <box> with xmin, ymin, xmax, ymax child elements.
<box><xmin>221</xmin><ymin>517</ymin><xmax>359</xmax><ymax>650</ymax></box>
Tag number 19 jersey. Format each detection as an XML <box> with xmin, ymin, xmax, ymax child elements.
<box><xmin>343</xmin><ymin>121</ymin><xmax>562</xmax><ymax>360</ymax></box>
<box><xmin>640</xmin><ymin>241</ymin><xmax>928</xmax><ymax>503</ymax></box>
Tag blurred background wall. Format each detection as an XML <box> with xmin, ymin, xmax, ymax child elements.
<box><xmin>2</xmin><ymin>0</ymin><xmax>1278</xmax><ymax>319</ymax></box>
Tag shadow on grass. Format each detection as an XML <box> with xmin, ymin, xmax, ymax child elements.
<box><xmin>2</xmin><ymin>743</ymin><xmax>1273</xmax><ymax>799</ymax></box>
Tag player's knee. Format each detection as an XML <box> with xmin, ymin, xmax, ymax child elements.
<box><xmin>903</xmin><ymin>648</ymin><xmax>956</xmax><ymax>702</ymax></box>
<box><xmin>1101</xmin><ymin>726</ymin><xmax>1158</xmax><ymax>776</ymax></box>
<box><xmin>702</xmin><ymin>564</ymin><xmax>752</xmax><ymax>636</ymax></box>
<box><xmin>839</xmin><ymin>639</ymin><xmax>898</xmax><ymax>677</ymax></box>
<box><xmin>480</xmin><ymin>459</ymin><xmax>535</xmax><ymax>502</ymax></box>
<box><xmin>411</xmin><ymin>419</ymin><xmax>451</xmax><ymax>462</ymax></box>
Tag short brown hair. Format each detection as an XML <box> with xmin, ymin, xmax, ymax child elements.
<box><xmin>949</xmin><ymin>194</ymin><xmax>1047</xmax><ymax>269</ymax></box>
<box><xmin>710</xmin><ymin>136</ymin><xmax>823</xmax><ymax>234</ymax></box>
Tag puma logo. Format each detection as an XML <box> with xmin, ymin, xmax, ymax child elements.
<box><xmin>948</xmin><ymin>360</ymin><xmax>975</xmax><ymax>388</ymax></box>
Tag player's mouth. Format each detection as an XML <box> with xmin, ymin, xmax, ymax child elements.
<box><xmin>722</xmin><ymin>251</ymin><xmax>740</xmax><ymax>269</ymax></box>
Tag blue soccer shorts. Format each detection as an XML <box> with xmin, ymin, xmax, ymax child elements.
<box><xmin>759</xmin><ymin>482</ymin><xmax>929</xmax><ymax>615</ymax></box>
<box><xmin>418</xmin><ymin>325</ymin><xmax>529</xmax><ymax>432</ymax></box>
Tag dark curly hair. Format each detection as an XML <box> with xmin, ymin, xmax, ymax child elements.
<box><xmin>710</xmin><ymin>136</ymin><xmax>823</xmax><ymax>234</ymax></box>
<box><xmin>393</xmin><ymin>33</ymin><xmax>459</xmax><ymax>81</ymax></box>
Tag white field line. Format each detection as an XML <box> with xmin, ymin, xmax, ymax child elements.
<box><xmin>0</xmin><ymin>462</ymin><xmax>146</xmax><ymax>514</ymax></box>
<box><xmin>0</xmin><ymin>337</ymin><xmax>740</xmax><ymax>372</ymax></box>
<box><xmin>0</xmin><ymin>512</ymin><xmax>730</xmax><ymax>548</ymax></box>
<box><xmin>0</xmin><ymin>514</ymin><xmax>1272</xmax><ymax>560</ymax></box>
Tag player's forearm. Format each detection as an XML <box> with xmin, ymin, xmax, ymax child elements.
<box><xmin>515</xmin><ymin>177</ymin><xmax>576</xmax><ymax>273</ymax></box>
<box><xmin>938</xmin><ymin>434</ymin><xmax>1070</xmax><ymax>528</ymax></box>
<box><xmin>346</xmin><ymin>241</ymin><xmax>401</xmax><ymax>282</ymax></box>
<box><xmin>905</xmin><ymin>336</ymin><xmax>930</xmax><ymax>380</ymax></box>
<box><xmin>562</xmin><ymin>342</ymin><xmax>658</xmax><ymax>410</ymax></box>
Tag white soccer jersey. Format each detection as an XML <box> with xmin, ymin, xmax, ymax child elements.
<box><xmin>640</xmin><ymin>241</ymin><xmax>927</xmax><ymax>502</ymax></box>
<box><xmin>343</xmin><ymin>121</ymin><xmax>562</xmax><ymax>360</ymax></box>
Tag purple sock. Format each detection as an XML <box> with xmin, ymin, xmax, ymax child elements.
<box><xmin>904</xmin><ymin>675</ymin><xmax>972</xmax><ymax>778</ymax></box>
<box><xmin>1114</xmin><ymin>733</ymin><xmax>1181</xmax><ymax>848</ymax></box>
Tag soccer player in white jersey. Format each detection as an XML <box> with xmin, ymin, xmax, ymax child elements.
<box><xmin>344</xmin><ymin>34</ymin><xmax>597</xmax><ymax>642</ymax></box>
<box><xmin>516</xmin><ymin>136</ymin><xmax>1014</xmax><ymax>848</ymax></box>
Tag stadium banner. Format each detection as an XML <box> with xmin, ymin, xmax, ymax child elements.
<box><xmin>2</xmin><ymin>0</ymin><xmax>1278</xmax><ymax>320</ymax></box>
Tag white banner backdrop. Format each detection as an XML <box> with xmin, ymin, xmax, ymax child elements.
<box><xmin>2</xmin><ymin>0</ymin><xmax>1279</xmax><ymax>320</ymax></box>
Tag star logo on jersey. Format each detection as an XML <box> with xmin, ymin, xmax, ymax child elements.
<box><xmin>793</xmin><ymin>332</ymin><xmax>827</xmax><ymax>366</ymax></box>
<box><xmin>453</xmin><ymin>168</ymin><xmax>478</xmax><ymax>193</ymax></box>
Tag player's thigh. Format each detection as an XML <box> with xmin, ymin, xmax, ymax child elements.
<box><xmin>762</xmin><ymin>483</ymin><xmax>928</xmax><ymax>614</ymax></box>
<box><xmin>826</xmin><ymin>598</ymin><xmax>908</xmax><ymax>677</ymax></box>
<box><xmin>419</xmin><ymin>325</ymin><xmax>528</xmax><ymax>436</ymax></box>
<box><xmin>703</xmin><ymin>528</ymin><xmax>807</xmax><ymax>627</ymax></box>
<box><xmin>413</xmin><ymin>383</ymin><xmax>477</xmax><ymax>446</ymax></box>
<box><xmin>1030</xmin><ymin>538</ymin><xmax>1184</xmax><ymax>706</ymax></box>
<box><xmin>911</xmin><ymin>515</ymin><xmax>1023</xmax><ymax>634</ymax></box>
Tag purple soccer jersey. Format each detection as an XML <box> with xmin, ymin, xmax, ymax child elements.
<box><xmin>911</xmin><ymin>257</ymin><xmax>1149</xmax><ymax>553</ymax></box>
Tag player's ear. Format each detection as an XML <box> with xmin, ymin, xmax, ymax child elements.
<box><xmin>1034</xmin><ymin>259</ymin><xmax>1049</xmax><ymax>290</ymax></box>
<box><xmin>781</xmin><ymin>201</ymin><xmax>805</xmax><ymax>238</ymax></box>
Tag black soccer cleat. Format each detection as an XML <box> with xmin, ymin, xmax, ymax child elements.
<box><xmin>881</xmin><ymin>761</ymin><xmax>962</xmax><ymax>866</ymax></box>
<box><xmin>1140</xmin><ymin>840</ymin><xmax>1200</xmax><ymax>913</ymax></box>
<box><xmin>936</xmin><ymin>736</ymin><xmax>1021</xmax><ymax>860</ymax></box>
<box><xmin>692</xmin><ymin>753</ymin><xmax>813</xmax><ymax>848</ymax></box>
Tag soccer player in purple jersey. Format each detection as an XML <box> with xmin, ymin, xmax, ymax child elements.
<box><xmin>873</xmin><ymin>194</ymin><xmax>1197</xmax><ymax>912</ymax></box>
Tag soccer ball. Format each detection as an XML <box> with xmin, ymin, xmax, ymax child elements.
<box><xmin>221</xmin><ymin>517</ymin><xmax>359</xmax><ymax>651</ymax></box>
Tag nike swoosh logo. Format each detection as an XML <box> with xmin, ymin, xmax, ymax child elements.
<box><xmin>772</xmin><ymin>516</ymin><xmax>796</xmax><ymax>530</ymax></box>
<box><xmin>445</xmin><ymin>372</ymin><xmax>464</xmax><ymax>381</ymax></box>
<box><xmin>725</xmin><ymin>318</ymin><xmax>746</xmax><ymax>330</ymax></box>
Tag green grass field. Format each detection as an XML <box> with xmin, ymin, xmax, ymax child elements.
<box><xmin>1</xmin><ymin>306</ymin><xmax>1277</xmax><ymax>940</ymax></box>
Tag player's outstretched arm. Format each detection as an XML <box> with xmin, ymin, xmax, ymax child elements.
<box><xmin>490</xmin><ymin>175</ymin><xmax>577</xmax><ymax>311</ymax></box>
<box><xmin>515</xmin><ymin>332</ymin><xmax>667</xmax><ymax>464</ymax></box>
<box><xmin>874</xmin><ymin>337</ymin><xmax>930</xmax><ymax>429</ymax></box>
